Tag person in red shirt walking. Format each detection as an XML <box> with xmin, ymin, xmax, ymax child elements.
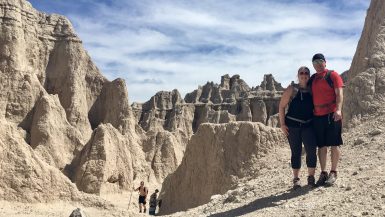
<box><xmin>310</xmin><ymin>53</ymin><xmax>344</xmax><ymax>186</ymax></box>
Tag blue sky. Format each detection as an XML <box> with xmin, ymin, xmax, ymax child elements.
<box><xmin>27</xmin><ymin>0</ymin><xmax>370</xmax><ymax>103</ymax></box>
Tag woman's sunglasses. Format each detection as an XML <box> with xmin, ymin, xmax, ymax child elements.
<box><xmin>298</xmin><ymin>71</ymin><xmax>310</xmax><ymax>75</ymax></box>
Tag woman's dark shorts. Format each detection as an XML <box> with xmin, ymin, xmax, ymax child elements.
<box><xmin>313</xmin><ymin>112</ymin><xmax>343</xmax><ymax>147</ymax></box>
<box><xmin>139</xmin><ymin>195</ymin><xmax>146</xmax><ymax>204</ymax></box>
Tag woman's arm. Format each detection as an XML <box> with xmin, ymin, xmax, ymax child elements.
<box><xmin>279</xmin><ymin>85</ymin><xmax>293</xmax><ymax>136</ymax></box>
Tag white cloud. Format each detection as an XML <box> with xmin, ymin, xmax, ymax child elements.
<box><xmin>59</xmin><ymin>0</ymin><xmax>370</xmax><ymax>102</ymax></box>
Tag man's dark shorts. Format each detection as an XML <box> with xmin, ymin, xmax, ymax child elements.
<box><xmin>313</xmin><ymin>112</ymin><xmax>343</xmax><ymax>147</ymax></box>
<box><xmin>139</xmin><ymin>195</ymin><xmax>146</xmax><ymax>204</ymax></box>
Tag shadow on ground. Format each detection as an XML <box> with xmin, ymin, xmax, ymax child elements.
<box><xmin>208</xmin><ymin>186</ymin><xmax>313</xmax><ymax>217</ymax></box>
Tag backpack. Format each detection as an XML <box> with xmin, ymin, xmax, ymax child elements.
<box><xmin>149</xmin><ymin>193</ymin><xmax>157</xmax><ymax>207</ymax></box>
<box><xmin>139</xmin><ymin>186</ymin><xmax>148</xmax><ymax>194</ymax></box>
<box><xmin>308</xmin><ymin>70</ymin><xmax>334</xmax><ymax>92</ymax></box>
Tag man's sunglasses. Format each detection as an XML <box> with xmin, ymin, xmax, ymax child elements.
<box><xmin>312</xmin><ymin>59</ymin><xmax>325</xmax><ymax>65</ymax></box>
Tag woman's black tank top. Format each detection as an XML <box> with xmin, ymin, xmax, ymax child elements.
<box><xmin>285</xmin><ymin>84</ymin><xmax>314</xmax><ymax>128</ymax></box>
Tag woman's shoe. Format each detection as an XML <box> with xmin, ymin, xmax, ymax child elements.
<box><xmin>293</xmin><ymin>177</ymin><xmax>301</xmax><ymax>189</ymax></box>
<box><xmin>307</xmin><ymin>175</ymin><xmax>316</xmax><ymax>187</ymax></box>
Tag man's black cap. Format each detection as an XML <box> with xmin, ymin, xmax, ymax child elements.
<box><xmin>312</xmin><ymin>53</ymin><xmax>325</xmax><ymax>62</ymax></box>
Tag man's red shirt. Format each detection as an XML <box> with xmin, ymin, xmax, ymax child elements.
<box><xmin>311</xmin><ymin>69</ymin><xmax>344</xmax><ymax>116</ymax></box>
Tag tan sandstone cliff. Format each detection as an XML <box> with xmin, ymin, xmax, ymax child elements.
<box><xmin>0</xmin><ymin>0</ymin><xmax>152</xmax><ymax>200</ymax></box>
<box><xmin>131</xmin><ymin>74</ymin><xmax>285</xmax><ymax>187</ymax></box>
<box><xmin>159</xmin><ymin>122</ymin><xmax>286</xmax><ymax>214</ymax></box>
<box><xmin>344</xmin><ymin>0</ymin><xmax>385</xmax><ymax>125</ymax></box>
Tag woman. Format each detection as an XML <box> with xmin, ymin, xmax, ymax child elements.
<box><xmin>278</xmin><ymin>66</ymin><xmax>317</xmax><ymax>188</ymax></box>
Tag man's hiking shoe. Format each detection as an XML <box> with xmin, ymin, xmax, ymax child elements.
<box><xmin>307</xmin><ymin>175</ymin><xmax>316</xmax><ymax>187</ymax></box>
<box><xmin>292</xmin><ymin>177</ymin><xmax>301</xmax><ymax>189</ymax></box>
<box><xmin>325</xmin><ymin>171</ymin><xmax>337</xmax><ymax>186</ymax></box>
<box><xmin>316</xmin><ymin>171</ymin><xmax>328</xmax><ymax>187</ymax></box>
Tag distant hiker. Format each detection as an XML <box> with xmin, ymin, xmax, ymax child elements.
<box><xmin>279</xmin><ymin>66</ymin><xmax>317</xmax><ymax>188</ymax></box>
<box><xmin>149</xmin><ymin>189</ymin><xmax>159</xmax><ymax>215</ymax></box>
<box><xmin>310</xmin><ymin>53</ymin><xmax>344</xmax><ymax>186</ymax></box>
<box><xmin>134</xmin><ymin>181</ymin><xmax>148</xmax><ymax>213</ymax></box>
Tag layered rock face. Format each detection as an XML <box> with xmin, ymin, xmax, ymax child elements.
<box><xmin>0</xmin><ymin>0</ymin><xmax>89</xmax><ymax>200</ymax></box>
<box><xmin>185</xmin><ymin>74</ymin><xmax>283</xmax><ymax>128</ymax></box>
<box><xmin>0</xmin><ymin>120</ymin><xmax>81</xmax><ymax>202</ymax></box>
<box><xmin>88</xmin><ymin>78</ymin><xmax>135</xmax><ymax>134</ymax></box>
<box><xmin>70</xmin><ymin>124</ymin><xmax>150</xmax><ymax>194</ymax></box>
<box><xmin>142</xmin><ymin>130</ymin><xmax>185</xmax><ymax>182</ymax></box>
<box><xmin>30</xmin><ymin>94</ymin><xmax>84</xmax><ymax>170</ymax></box>
<box><xmin>0</xmin><ymin>0</ymin><xmax>151</xmax><ymax>200</ymax></box>
<box><xmin>344</xmin><ymin>0</ymin><xmax>385</xmax><ymax>125</ymax></box>
<box><xmin>159</xmin><ymin>122</ymin><xmax>286</xmax><ymax>214</ymax></box>
<box><xmin>131</xmin><ymin>74</ymin><xmax>284</xmax><ymax>184</ymax></box>
<box><xmin>136</xmin><ymin>89</ymin><xmax>193</xmax><ymax>133</ymax></box>
<box><xmin>132</xmin><ymin>90</ymin><xmax>195</xmax><ymax>182</ymax></box>
<box><xmin>185</xmin><ymin>74</ymin><xmax>251</xmax><ymax>104</ymax></box>
<box><xmin>0</xmin><ymin>0</ymin><xmax>100</xmax><ymax>166</ymax></box>
<box><xmin>135</xmin><ymin>74</ymin><xmax>284</xmax><ymax>135</ymax></box>
<box><xmin>0</xmin><ymin>0</ymin><xmax>292</xmax><ymax>205</ymax></box>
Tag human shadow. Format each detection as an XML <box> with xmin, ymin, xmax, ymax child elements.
<box><xmin>208</xmin><ymin>186</ymin><xmax>313</xmax><ymax>217</ymax></box>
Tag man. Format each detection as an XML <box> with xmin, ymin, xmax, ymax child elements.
<box><xmin>134</xmin><ymin>181</ymin><xmax>148</xmax><ymax>213</ymax></box>
<box><xmin>149</xmin><ymin>189</ymin><xmax>159</xmax><ymax>215</ymax></box>
<box><xmin>310</xmin><ymin>53</ymin><xmax>344</xmax><ymax>186</ymax></box>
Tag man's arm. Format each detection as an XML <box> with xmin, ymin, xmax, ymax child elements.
<box><xmin>334</xmin><ymin>87</ymin><xmax>343</xmax><ymax>121</ymax></box>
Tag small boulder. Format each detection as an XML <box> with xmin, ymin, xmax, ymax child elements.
<box><xmin>354</xmin><ymin>137</ymin><xmax>367</xmax><ymax>146</ymax></box>
<box><xmin>368</xmin><ymin>129</ymin><xmax>382</xmax><ymax>136</ymax></box>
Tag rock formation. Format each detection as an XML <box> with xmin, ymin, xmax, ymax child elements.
<box><xmin>137</xmin><ymin>89</ymin><xmax>191</xmax><ymax>133</ymax></box>
<box><xmin>88</xmin><ymin>78</ymin><xmax>135</xmax><ymax>134</ymax></box>
<box><xmin>185</xmin><ymin>75</ymin><xmax>283</xmax><ymax>127</ymax></box>
<box><xmin>30</xmin><ymin>94</ymin><xmax>84</xmax><ymax>170</ymax></box>
<box><xmin>0</xmin><ymin>0</ymin><xmax>99</xmax><ymax>168</ymax></box>
<box><xmin>159</xmin><ymin>122</ymin><xmax>286</xmax><ymax>214</ymax></box>
<box><xmin>0</xmin><ymin>120</ymin><xmax>81</xmax><ymax>202</ymax></box>
<box><xmin>70</xmin><ymin>124</ymin><xmax>150</xmax><ymax>194</ymax></box>
<box><xmin>0</xmin><ymin>0</ymin><xmax>291</xmax><ymax>207</ymax></box>
<box><xmin>344</xmin><ymin>0</ymin><xmax>385</xmax><ymax>125</ymax></box>
<box><xmin>0</xmin><ymin>0</ymin><xmax>383</xmax><ymax>216</ymax></box>
<box><xmin>129</xmin><ymin>73</ymin><xmax>285</xmax><ymax>185</ymax></box>
<box><xmin>0</xmin><ymin>0</ymin><xmax>151</xmax><ymax>200</ymax></box>
<box><xmin>132</xmin><ymin>89</ymin><xmax>195</xmax><ymax>183</ymax></box>
<box><xmin>0</xmin><ymin>0</ymin><xmax>89</xmax><ymax>201</ymax></box>
<box><xmin>134</xmin><ymin>74</ymin><xmax>283</xmax><ymax>135</ymax></box>
<box><xmin>184</xmin><ymin>74</ymin><xmax>283</xmax><ymax>128</ymax></box>
<box><xmin>142</xmin><ymin>130</ymin><xmax>185</xmax><ymax>182</ymax></box>
<box><xmin>129</xmin><ymin>73</ymin><xmax>285</xmax><ymax>186</ymax></box>
<box><xmin>184</xmin><ymin>74</ymin><xmax>252</xmax><ymax>104</ymax></box>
